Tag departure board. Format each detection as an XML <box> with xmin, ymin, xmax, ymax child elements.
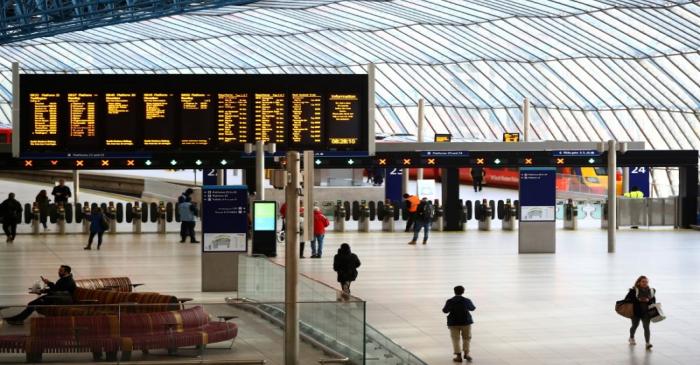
<box><xmin>254</xmin><ymin>93</ymin><xmax>286</xmax><ymax>143</ymax></box>
<box><xmin>28</xmin><ymin>93</ymin><xmax>60</xmax><ymax>147</ymax></box>
<box><xmin>143</xmin><ymin>93</ymin><xmax>175</xmax><ymax>146</ymax></box>
<box><xmin>217</xmin><ymin>93</ymin><xmax>248</xmax><ymax>145</ymax></box>
<box><xmin>104</xmin><ymin>93</ymin><xmax>138</xmax><ymax>147</ymax></box>
<box><xmin>291</xmin><ymin>93</ymin><xmax>322</xmax><ymax>146</ymax></box>
<box><xmin>328</xmin><ymin>94</ymin><xmax>360</xmax><ymax>146</ymax></box>
<box><xmin>19</xmin><ymin>74</ymin><xmax>369</xmax><ymax>156</ymax></box>
<box><xmin>67</xmin><ymin>93</ymin><xmax>98</xmax><ymax>147</ymax></box>
<box><xmin>180</xmin><ymin>93</ymin><xmax>213</xmax><ymax>146</ymax></box>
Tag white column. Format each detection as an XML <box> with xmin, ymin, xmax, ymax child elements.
<box><xmin>216</xmin><ymin>169</ymin><xmax>225</xmax><ymax>186</ymax></box>
<box><xmin>256</xmin><ymin>140</ymin><xmax>265</xmax><ymax>200</ymax></box>
<box><xmin>522</xmin><ymin>98</ymin><xmax>530</xmax><ymax>142</ymax></box>
<box><xmin>73</xmin><ymin>170</ymin><xmax>79</xmax><ymax>205</ymax></box>
<box><xmin>11</xmin><ymin>62</ymin><xmax>19</xmax><ymax>157</ymax></box>
<box><xmin>284</xmin><ymin>151</ymin><xmax>300</xmax><ymax>365</ymax></box>
<box><xmin>417</xmin><ymin>98</ymin><xmax>424</xmax><ymax>180</ymax></box>
<box><xmin>608</xmin><ymin>140</ymin><xmax>616</xmax><ymax>253</ymax></box>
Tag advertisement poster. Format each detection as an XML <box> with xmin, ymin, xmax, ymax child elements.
<box><xmin>201</xmin><ymin>185</ymin><xmax>248</xmax><ymax>252</ymax></box>
<box><xmin>519</xmin><ymin>168</ymin><xmax>556</xmax><ymax>222</ymax></box>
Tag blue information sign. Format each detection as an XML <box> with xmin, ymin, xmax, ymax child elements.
<box><xmin>385</xmin><ymin>167</ymin><xmax>403</xmax><ymax>202</ymax></box>
<box><xmin>201</xmin><ymin>185</ymin><xmax>248</xmax><ymax>252</ymax></box>
<box><xmin>519</xmin><ymin>167</ymin><xmax>556</xmax><ymax>221</ymax></box>
<box><xmin>629</xmin><ymin>166</ymin><xmax>650</xmax><ymax>197</ymax></box>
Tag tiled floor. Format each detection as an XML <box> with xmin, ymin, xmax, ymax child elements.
<box><xmin>1</xmin><ymin>226</ymin><xmax>699</xmax><ymax>364</ymax></box>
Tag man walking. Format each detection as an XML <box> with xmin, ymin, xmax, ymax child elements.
<box><xmin>0</xmin><ymin>193</ymin><xmax>22</xmax><ymax>243</ymax></box>
<box><xmin>442</xmin><ymin>285</ymin><xmax>476</xmax><ymax>363</ymax></box>
<box><xmin>51</xmin><ymin>179</ymin><xmax>72</xmax><ymax>206</ymax></box>
<box><xmin>470</xmin><ymin>167</ymin><xmax>485</xmax><ymax>192</ymax></box>
<box><xmin>403</xmin><ymin>193</ymin><xmax>420</xmax><ymax>232</ymax></box>
<box><xmin>408</xmin><ymin>197</ymin><xmax>432</xmax><ymax>245</ymax></box>
<box><xmin>311</xmin><ymin>207</ymin><xmax>329</xmax><ymax>258</ymax></box>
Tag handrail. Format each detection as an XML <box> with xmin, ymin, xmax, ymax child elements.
<box><xmin>318</xmin><ymin>357</ymin><xmax>350</xmax><ymax>364</ymax></box>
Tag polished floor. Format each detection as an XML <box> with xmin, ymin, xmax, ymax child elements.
<box><xmin>1</xmin><ymin>226</ymin><xmax>699</xmax><ymax>364</ymax></box>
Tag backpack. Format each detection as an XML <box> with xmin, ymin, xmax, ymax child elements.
<box><xmin>422</xmin><ymin>202</ymin><xmax>434</xmax><ymax>220</ymax></box>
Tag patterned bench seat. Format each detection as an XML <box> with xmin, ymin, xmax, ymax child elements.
<box><xmin>25</xmin><ymin>315</ymin><xmax>121</xmax><ymax>362</ymax></box>
<box><xmin>37</xmin><ymin>287</ymin><xmax>178</xmax><ymax>316</ymax></box>
<box><xmin>74</xmin><ymin>277</ymin><xmax>141</xmax><ymax>292</ymax></box>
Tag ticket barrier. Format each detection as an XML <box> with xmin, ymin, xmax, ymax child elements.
<box><xmin>333</xmin><ymin>201</ymin><xmax>346</xmax><ymax>232</ymax></box>
<box><xmin>476</xmin><ymin>199</ymin><xmax>493</xmax><ymax>231</ymax></box>
<box><xmin>156</xmin><ymin>201</ymin><xmax>167</xmax><ymax>234</ymax></box>
<box><xmin>132</xmin><ymin>202</ymin><xmax>143</xmax><ymax>233</ymax></box>
<box><xmin>107</xmin><ymin>202</ymin><xmax>117</xmax><ymax>234</ymax></box>
<box><xmin>82</xmin><ymin>203</ymin><xmax>91</xmax><ymax>233</ymax></box>
<box><xmin>358</xmin><ymin>202</ymin><xmax>370</xmax><ymax>232</ymax></box>
<box><xmin>31</xmin><ymin>203</ymin><xmax>41</xmax><ymax>234</ymax></box>
<box><xmin>431</xmin><ymin>200</ymin><xmax>444</xmax><ymax>232</ymax></box>
<box><xmin>56</xmin><ymin>204</ymin><xmax>66</xmax><ymax>235</ymax></box>
<box><xmin>563</xmin><ymin>199</ymin><xmax>578</xmax><ymax>230</ymax></box>
<box><xmin>381</xmin><ymin>201</ymin><xmax>395</xmax><ymax>232</ymax></box>
<box><xmin>501</xmin><ymin>199</ymin><xmax>518</xmax><ymax>231</ymax></box>
<box><xmin>601</xmin><ymin>201</ymin><xmax>608</xmax><ymax>229</ymax></box>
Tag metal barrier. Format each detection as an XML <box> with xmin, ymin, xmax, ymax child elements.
<box><xmin>381</xmin><ymin>201</ymin><xmax>395</xmax><ymax>232</ymax></box>
<box><xmin>333</xmin><ymin>201</ymin><xmax>346</xmax><ymax>232</ymax></box>
<box><xmin>500</xmin><ymin>199</ymin><xmax>517</xmax><ymax>231</ymax></box>
<box><xmin>563</xmin><ymin>199</ymin><xmax>578</xmax><ymax>230</ymax></box>
<box><xmin>617</xmin><ymin>197</ymin><xmax>678</xmax><ymax>228</ymax></box>
<box><xmin>431</xmin><ymin>199</ymin><xmax>443</xmax><ymax>232</ymax></box>
<box><xmin>476</xmin><ymin>199</ymin><xmax>493</xmax><ymax>231</ymax></box>
<box><xmin>357</xmin><ymin>202</ymin><xmax>370</xmax><ymax>232</ymax></box>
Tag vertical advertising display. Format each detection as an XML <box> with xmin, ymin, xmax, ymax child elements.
<box><xmin>252</xmin><ymin>201</ymin><xmax>278</xmax><ymax>257</ymax></box>
<box><xmin>519</xmin><ymin>167</ymin><xmax>556</xmax><ymax>221</ymax></box>
<box><xmin>201</xmin><ymin>185</ymin><xmax>248</xmax><ymax>252</ymax></box>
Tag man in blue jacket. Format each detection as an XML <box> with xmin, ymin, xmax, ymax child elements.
<box><xmin>442</xmin><ymin>285</ymin><xmax>476</xmax><ymax>363</ymax></box>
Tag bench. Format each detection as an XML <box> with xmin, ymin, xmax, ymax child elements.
<box><xmin>75</xmin><ymin>277</ymin><xmax>143</xmax><ymax>292</ymax></box>
<box><xmin>6</xmin><ymin>306</ymin><xmax>237</xmax><ymax>362</ymax></box>
<box><xmin>36</xmin><ymin>287</ymin><xmax>178</xmax><ymax>316</ymax></box>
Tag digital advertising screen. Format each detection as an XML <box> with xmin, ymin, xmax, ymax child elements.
<box><xmin>18</xmin><ymin>74</ymin><xmax>369</xmax><ymax>157</ymax></box>
<box><xmin>253</xmin><ymin>201</ymin><xmax>277</xmax><ymax>232</ymax></box>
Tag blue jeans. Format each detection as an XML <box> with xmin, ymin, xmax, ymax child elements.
<box><xmin>412</xmin><ymin>221</ymin><xmax>430</xmax><ymax>242</ymax></box>
<box><xmin>311</xmin><ymin>234</ymin><xmax>325</xmax><ymax>256</ymax></box>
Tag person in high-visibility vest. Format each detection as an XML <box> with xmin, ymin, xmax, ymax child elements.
<box><xmin>403</xmin><ymin>193</ymin><xmax>421</xmax><ymax>232</ymax></box>
<box><xmin>624</xmin><ymin>186</ymin><xmax>644</xmax><ymax>228</ymax></box>
<box><xmin>624</xmin><ymin>186</ymin><xmax>644</xmax><ymax>199</ymax></box>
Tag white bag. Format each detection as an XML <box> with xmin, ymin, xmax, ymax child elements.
<box><xmin>649</xmin><ymin>303</ymin><xmax>666</xmax><ymax>323</ymax></box>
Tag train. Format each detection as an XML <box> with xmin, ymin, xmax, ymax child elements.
<box><xmin>0</xmin><ymin>126</ymin><xmax>10</xmax><ymax>144</ymax></box>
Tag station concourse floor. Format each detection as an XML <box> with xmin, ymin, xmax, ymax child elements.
<box><xmin>1</xmin><ymin>227</ymin><xmax>699</xmax><ymax>364</ymax></box>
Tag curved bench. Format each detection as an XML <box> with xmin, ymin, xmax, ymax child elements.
<box><xmin>75</xmin><ymin>277</ymin><xmax>142</xmax><ymax>292</ymax></box>
<box><xmin>26</xmin><ymin>315</ymin><xmax>121</xmax><ymax>362</ymax></box>
<box><xmin>37</xmin><ymin>287</ymin><xmax>178</xmax><ymax>316</ymax></box>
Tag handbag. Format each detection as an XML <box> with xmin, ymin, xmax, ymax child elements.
<box><xmin>100</xmin><ymin>216</ymin><xmax>109</xmax><ymax>231</ymax></box>
<box><xmin>648</xmin><ymin>303</ymin><xmax>666</xmax><ymax>323</ymax></box>
<box><xmin>615</xmin><ymin>300</ymin><xmax>634</xmax><ymax>318</ymax></box>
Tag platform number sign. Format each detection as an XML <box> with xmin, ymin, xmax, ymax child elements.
<box><xmin>629</xmin><ymin>166</ymin><xmax>650</xmax><ymax>197</ymax></box>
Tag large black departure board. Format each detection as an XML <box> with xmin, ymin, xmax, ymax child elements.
<box><xmin>19</xmin><ymin>74</ymin><xmax>368</xmax><ymax>156</ymax></box>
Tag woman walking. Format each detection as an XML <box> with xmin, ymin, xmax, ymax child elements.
<box><xmin>333</xmin><ymin>243</ymin><xmax>361</xmax><ymax>296</ymax></box>
<box><xmin>35</xmin><ymin>190</ymin><xmax>50</xmax><ymax>231</ymax></box>
<box><xmin>625</xmin><ymin>275</ymin><xmax>656</xmax><ymax>349</ymax></box>
<box><xmin>84</xmin><ymin>207</ymin><xmax>107</xmax><ymax>250</ymax></box>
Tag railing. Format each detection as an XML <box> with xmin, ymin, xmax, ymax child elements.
<box><xmin>237</xmin><ymin>255</ymin><xmax>427</xmax><ymax>365</ymax></box>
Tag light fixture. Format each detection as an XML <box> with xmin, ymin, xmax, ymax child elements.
<box><xmin>588</xmin><ymin>158</ymin><xmax>595</xmax><ymax>164</ymax></box>
<box><xmin>220</xmin><ymin>159</ymin><xmax>228</xmax><ymax>166</ymax></box>
<box><xmin>170</xmin><ymin>159</ymin><xmax>177</xmax><ymax>166</ymax></box>
<box><xmin>145</xmin><ymin>160</ymin><xmax>152</xmax><ymax>166</ymax></box>
<box><xmin>195</xmin><ymin>159</ymin><xmax>203</xmax><ymax>166</ymax></box>
<box><xmin>347</xmin><ymin>159</ymin><xmax>354</xmax><ymax>165</ymax></box>
<box><xmin>494</xmin><ymin>158</ymin><xmax>501</xmax><ymax>165</ymax></box>
<box><xmin>315</xmin><ymin>159</ymin><xmax>321</xmax><ymax>165</ymax></box>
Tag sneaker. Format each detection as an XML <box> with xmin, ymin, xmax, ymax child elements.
<box><xmin>629</xmin><ymin>338</ymin><xmax>636</xmax><ymax>345</ymax></box>
<box><xmin>408</xmin><ymin>240</ymin><xmax>416</xmax><ymax>245</ymax></box>
<box><xmin>190</xmin><ymin>241</ymin><xmax>200</xmax><ymax>244</ymax></box>
<box><xmin>452</xmin><ymin>353</ymin><xmax>462</xmax><ymax>362</ymax></box>
<box><xmin>464</xmin><ymin>354</ymin><xmax>472</xmax><ymax>363</ymax></box>
<box><xmin>646</xmin><ymin>343</ymin><xmax>653</xmax><ymax>350</ymax></box>
<box><xmin>422</xmin><ymin>240</ymin><xmax>427</xmax><ymax>245</ymax></box>
<box><xmin>179</xmin><ymin>240</ymin><xmax>186</xmax><ymax>243</ymax></box>
<box><xmin>83</xmin><ymin>246</ymin><xmax>91</xmax><ymax>250</ymax></box>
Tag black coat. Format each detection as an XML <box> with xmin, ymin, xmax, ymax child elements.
<box><xmin>333</xmin><ymin>253</ymin><xmax>361</xmax><ymax>283</ymax></box>
<box><xmin>47</xmin><ymin>274</ymin><xmax>77</xmax><ymax>295</ymax></box>
<box><xmin>442</xmin><ymin>295</ymin><xmax>476</xmax><ymax>326</ymax></box>
<box><xmin>51</xmin><ymin>185</ymin><xmax>71</xmax><ymax>204</ymax></box>
<box><xmin>0</xmin><ymin>198</ymin><xmax>22</xmax><ymax>223</ymax></box>
<box><xmin>35</xmin><ymin>194</ymin><xmax>49</xmax><ymax>216</ymax></box>
<box><xmin>624</xmin><ymin>287</ymin><xmax>656</xmax><ymax>318</ymax></box>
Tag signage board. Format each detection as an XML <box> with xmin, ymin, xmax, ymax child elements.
<box><xmin>552</xmin><ymin>150</ymin><xmax>600</xmax><ymax>157</ymax></box>
<box><xmin>201</xmin><ymin>185</ymin><xmax>248</xmax><ymax>252</ymax></box>
<box><xmin>519</xmin><ymin>167</ymin><xmax>556</xmax><ymax>221</ymax></box>
<box><xmin>253</xmin><ymin>201</ymin><xmax>277</xmax><ymax>231</ymax></box>
<box><xmin>503</xmin><ymin>133</ymin><xmax>520</xmax><ymax>142</ymax></box>
<box><xmin>629</xmin><ymin>166</ymin><xmax>650</xmax><ymax>197</ymax></box>
<box><xmin>434</xmin><ymin>133</ymin><xmax>452</xmax><ymax>143</ymax></box>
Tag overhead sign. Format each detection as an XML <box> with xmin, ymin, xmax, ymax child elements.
<box><xmin>434</xmin><ymin>133</ymin><xmax>452</xmax><ymax>143</ymax></box>
<box><xmin>201</xmin><ymin>185</ymin><xmax>248</xmax><ymax>252</ymax></box>
<box><xmin>629</xmin><ymin>166</ymin><xmax>650</xmax><ymax>197</ymax></box>
<box><xmin>519</xmin><ymin>167</ymin><xmax>556</xmax><ymax>221</ymax></box>
<box><xmin>420</xmin><ymin>151</ymin><xmax>469</xmax><ymax>157</ymax></box>
<box><xmin>503</xmin><ymin>133</ymin><xmax>520</xmax><ymax>142</ymax></box>
<box><xmin>552</xmin><ymin>150</ymin><xmax>600</xmax><ymax>157</ymax></box>
<box><xmin>19</xmin><ymin>74</ymin><xmax>369</xmax><ymax>157</ymax></box>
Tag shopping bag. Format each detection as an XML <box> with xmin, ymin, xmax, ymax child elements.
<box><xmin>615</xmin><ymin>300</ymin><xmax>634</xmax><ymax>318</ymax></box>
<box><xmin>649</xmin><ymin>303</ymin><xmax>666</xmax><ymax>323</ymax></box>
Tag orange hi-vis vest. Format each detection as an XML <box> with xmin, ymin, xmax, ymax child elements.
<box><xmin>407</xmin><ymin>195</ymin><xmax>420</xmax><ymax>213</ymax></box>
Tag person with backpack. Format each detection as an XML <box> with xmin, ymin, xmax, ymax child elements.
<box><xmin>311</xmin><ymin>207</ymin><xmax>330</xmax><ymax>258</ymax></box>
<box><xmin>403</xmin><ymin>193</ymin><xmax>420</xmax><ymax>232</ymax></box>
<box><xmin>333</xmin><ymin>243</ymin><xmax>361</xmax><ymax>296</ymax></box>
<box><xmin>442</xmin><ymin>285</ymin><xmax>476</xmax><ymax>363</ymax></box>
<box><xmin>84</xmin><ymin>207</ymin><xmax>107</xmax><ymax>250</ymax></box>
<box><xmin>409</xmin><ymin>197</ymin><xmax>432</xmax><ymax>245</ymax></box>
<box><xmin>624</xmin><ymin>275</ymin><xmax>657</xmax><ymax>349</ymax></box>
<box><xmin>0</xmin><ymin>193</ymin><xmax>22</xmax><ymax>243</ymax></box>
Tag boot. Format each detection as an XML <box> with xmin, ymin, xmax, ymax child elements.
<box><xmin>408</xmin><ymin>240</ymin><xmax>416</xmax><ymax>245</ymax></box>
<box><xmin>299</xmin><ymin>242</ymin><xmax>305</xmax><ymax>258</ymax></box>
<box><xmin>453</xmin><ymin>353</ymin><xmax>462</xmax><ymax>362</ymax></box>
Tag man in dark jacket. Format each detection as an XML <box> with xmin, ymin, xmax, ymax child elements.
<box><xmin>442</xmin><ymin>285</ymin><xmax>476</xmax><ymax>363</ymax></box>
<box><xmin>5</xmin><ymin>265</ymin><xmax>76</xmax><ymax>324</ymax></box>
<box><xmin>0</xmin><ymin>193</ymin><xmax>22</xmax><ymax>242</ymax></box>
<box><xmin>333</xmin><ymin>243</ymin><xmax>361</xmax><ymax>297</ymax></box>
<box><xmin>51</xmin><ymin>179</ymin><xmax>72</xmax><ymax>205</ymax></box>
<box><xmin>470</xmin><ymin>167</ymin><xmax>485</xmax><ymax>192</ymax></box>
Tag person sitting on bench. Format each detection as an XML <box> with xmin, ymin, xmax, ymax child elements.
<box><xmin>5</xmin><ymin>265</ymin><xmax>76</xmax><ymax>325</ymax></box>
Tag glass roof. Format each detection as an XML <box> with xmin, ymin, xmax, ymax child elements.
<box><xmin>0</xmin><ymin>0</ymin><xmax>696</xmax><ymax>196</ymax></box>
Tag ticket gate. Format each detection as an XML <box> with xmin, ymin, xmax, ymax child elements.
<box><xmin>31</xmin><ymin>203</ymin><xmax>41</xmax><ymax>234</ymax></box>
<box><xmin>563</xmin><ymin>199</ymin><xmax>578</xmax><ymax>230</ymax></box>
<box><xmin>381</xmin><ymin>201</ymin><xmax>395</xmax><ymax>232</ymax></box>
<box><xmin>500</xmin><ymin>199</ymin><xmax>518</xmax><ymax>231</ymax></box>
<box><xmin>358</xmin><ymin>202</ymin><xmax>370</xmax><ymax>232</ymax></box>
<box><xmin>476</xmin><ymin>199</ymin><xmax>493</xmax><ymax>231</ymax></box>
<box><xmin>156</xmin><ymin>201</ymin><xmax>167</xmax><ymax>234</ymax></box>
<box><xmin>431</xmin><ymin>199</ymin><xmax>444</xmax><ymax>232</ymax></box>
<box><xmin>132</xmin><ymin>202</ymin><xmax>143</xmax><ymax>233</ymax></box>
<box><xmin>81</xmin><ymin>203</ymin><xmax>91</xmax><ymax>233</ymax></box>
<box><xmin>56</xmin><ymin>204</ymin><xmax>66</xmax><ymax>234</ymax></box>
<box><xmin>334</xmin><ymin>201</ymin><xmax>346</xmax><ymax>232</ymax></box>
<box><xmin>107</xmin><ymin>202</ymin><xmax>117</xmax><ymax>234</ymax></box>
